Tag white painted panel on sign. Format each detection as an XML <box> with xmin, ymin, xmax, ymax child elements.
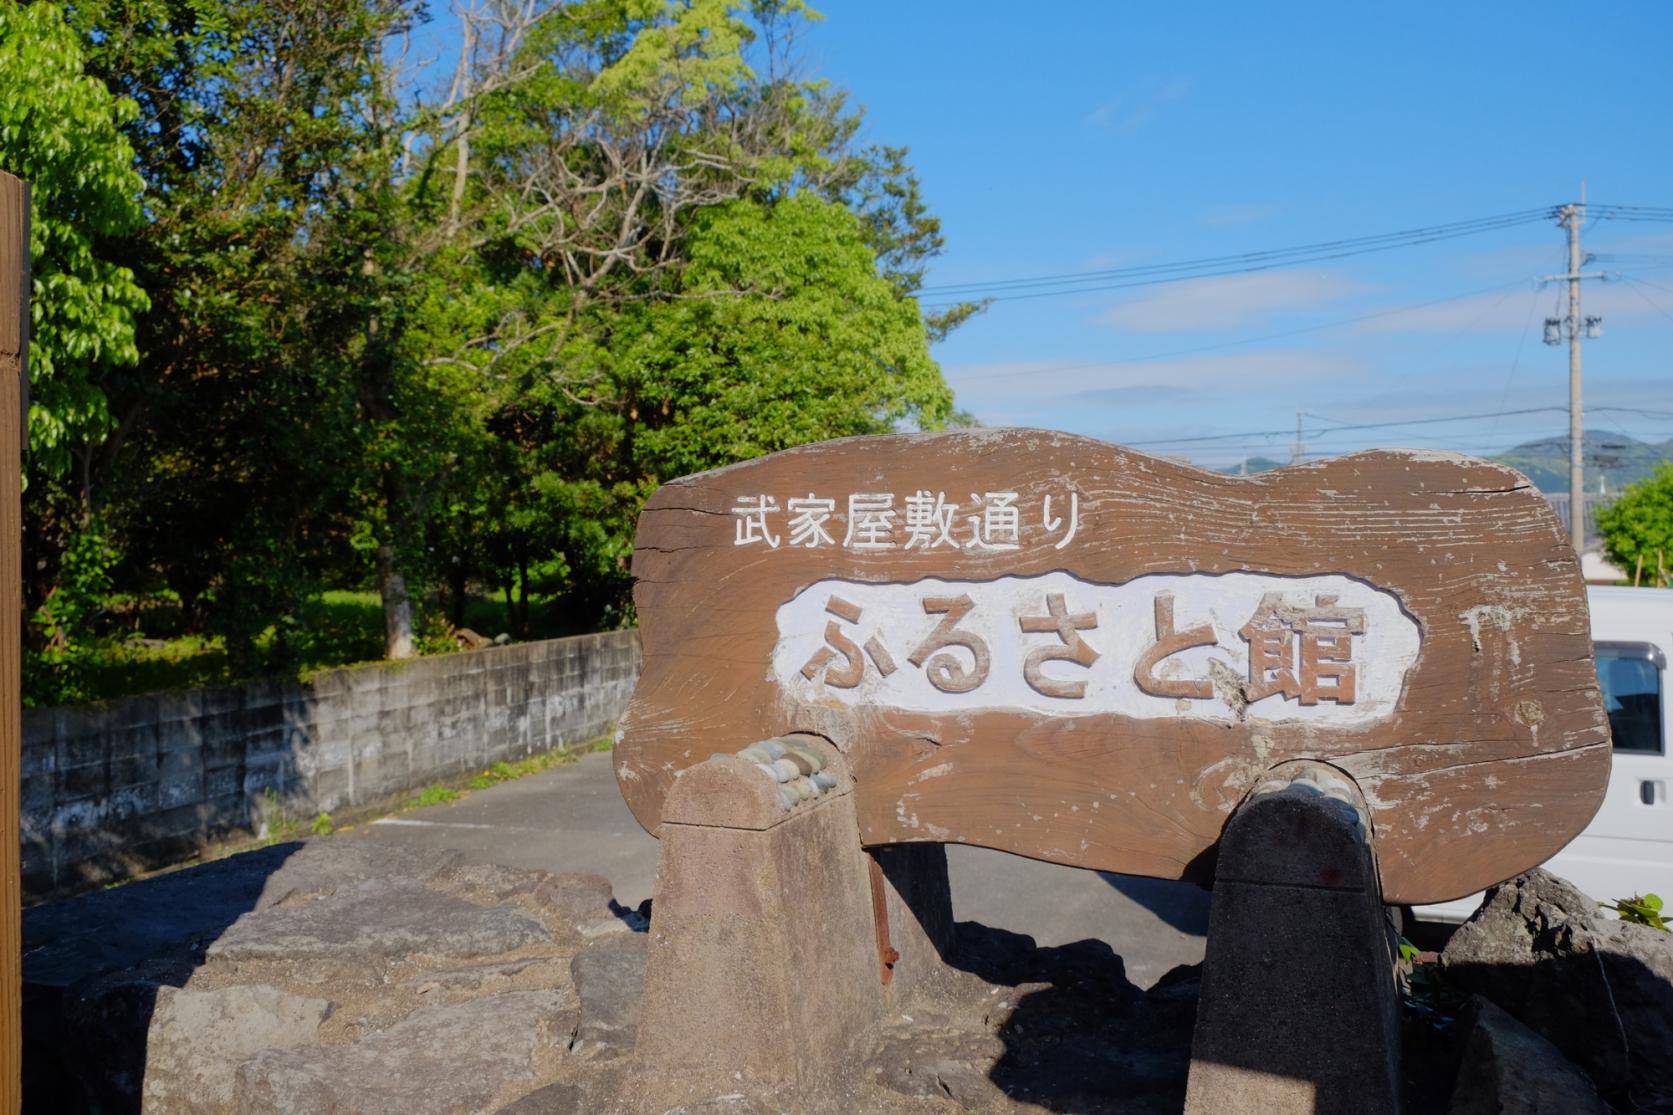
<box><xmin>771</xmin><ymin>572</ymin><xmax>1421</xmax><ymax>726</ymax></box>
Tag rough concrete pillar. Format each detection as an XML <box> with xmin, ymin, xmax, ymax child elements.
<box><xmin>870</xmin><ymin>843</ymin><xmax>954</xmax><ymax>1009</ymax></box>
<box><xmin>634</xmin><ymin>737</ymin><xmax>882</xmax><ymax>1112</ymax></box>
<box><xmin>1185</xmin><ymin>761</ymin><xmax>1401</xmax><ymax>1115</ymax></box>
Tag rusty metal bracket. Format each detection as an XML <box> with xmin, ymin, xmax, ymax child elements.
<box><xmin>866</xmin><ymin>851</ymin><xmax>899</xmax><ymax>984</ymax></box>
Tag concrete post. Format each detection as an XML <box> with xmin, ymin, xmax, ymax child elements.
<box><xmin>633</xmin><ymin>737</ymin><xmax>883</xmax><ymax>1111</ymax></box>
<box><xmin>1185</xmin><ymin>761</ymin><xmax>1401</xmax><ymax>1115</ymax></box>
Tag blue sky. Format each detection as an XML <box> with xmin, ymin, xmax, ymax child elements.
<box><xmin>798</xmin><ymin>1</ymin><xmax>1673</xmax><ymax>474</ymax></box>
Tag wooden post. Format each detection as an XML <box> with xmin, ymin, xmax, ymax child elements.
<box><xmin>0</xmin><ymin>171</ymin><xmax>26</xmax><ymax>1115</ymax></box>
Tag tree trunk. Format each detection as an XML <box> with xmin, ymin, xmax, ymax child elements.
<box><xmin>448</xmin><ymin>557</ymin><xmax>467</xmax><ymax>628</ymax></box>
<box><xmin>377</xmin><ymin>542</ymin><xmax>416</xmax><ymax>659</ymax></box>
<box><xmin>515</xmin><ymin>539</ymin><xmax>530</xmax><ymax>638</ymax></box>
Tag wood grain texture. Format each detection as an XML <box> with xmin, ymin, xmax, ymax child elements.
<box><xmin>616</xmin><ymin>429</ymin><xmax>1609</xmax><ymax>904</ymax></box>
<box><xmin>0</xmin><ymin>172</ymin><xmax>26</xmax><ymax>1115</ymax></box>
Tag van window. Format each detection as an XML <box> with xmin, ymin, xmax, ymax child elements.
<box><xmin>1595</xmin><ymin>643</ymin><xmax>1664</xmax><ymax>754</ymax></box>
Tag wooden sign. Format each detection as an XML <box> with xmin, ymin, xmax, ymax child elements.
<box><xmin>615</xmin><ymin>429</ymin><xmax>1609</xmax><ymax>904</ymax></box>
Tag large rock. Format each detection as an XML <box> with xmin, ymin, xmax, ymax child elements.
<box><xmin>234</xmin><ymin>990</ymin><xmax>576</xmax><ymax>1114</ymax></box>
<box><xmin>492</xmin><ymin>1082</ymin><xmax>583</xmax><ymax>1114</ymax></box>
<box><xmin>869</xmin><ymin>923</ymin><xmax>1193</xmax><ymax>1114</ymax></box>
<box><xmin>869</xmin><ymin>1031</ymin><xmax>1007</xmax><ymax>1108</ymax></box>
<box><xmin>569</xmin><ymin>932</ymin><xmax>646</xmax><ymax>1057</ymax></box>
<box><xmin>1443</xmin><ymin>869</ymin><xmax>1673</xmax><ymax>1105</ymax></box>
<box><xmin>209</xmin><ymin>877</ymin><xmax>550</xmax><ymax>963</ymax></box>
<box><xmin>142</xmin><ymin>984</ymin><xmax>333</xmax><ymax>1115</ymax></box>
<box><xmin>430</xmin><ymin>861</ymin><xmax>556</xmax><ymax>905</ymax></box>
<box><xmin>1448</xmin><ymin>996</ymin><xmax>1609</xmax><ymax>1115</ymax></box>
<box><xmin>255</xmin><ymin>840</ymin><xmax>464</xmax><ymax>909</ymax></box>
<box><xmin>536</xmin><ymin>872</ymin><xmax>616</xmax><ymax>919</ymax></box>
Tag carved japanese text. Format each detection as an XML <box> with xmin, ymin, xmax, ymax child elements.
<box><xmin>772</xmin><ymin>572</ymin><xmax>1420</xmax><ymax>726</ymax></box>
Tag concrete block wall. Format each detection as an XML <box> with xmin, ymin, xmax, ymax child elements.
<box><xmin>21</xmin><ymin>630</ymin><xmax>641</xmax><ymax>899</ymax></box>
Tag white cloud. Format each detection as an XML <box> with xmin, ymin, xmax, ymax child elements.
<box><xmin>1424</xmin><ymin>228</ymin><xmax>1673</xmax><ymax>283</ymax></box>
<box><xmin>1085</xmin><ymin>78</ymin><xmax>1193</xmax><ymax>132</ymax></box>
<box><xmin>1353</xmin><ymin>281</ymin><xmax>1663</xmax><ymax>334</ymax></box>
<box><xmin>944</xmin><ymin>349</ymin><xmax>1362</xmax><ymax>410</ymax></box>
<box><xmin>1094</xmin><ymin>270</ymin><xmax>1373</xmax><ymax>332</ymax></box>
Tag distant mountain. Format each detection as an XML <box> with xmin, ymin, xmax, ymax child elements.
<box><xmin>1492</xmin><ymin>430</ymin><xmax>1673</xmax><ymax>494</ymax></box>
<box><xmin>1220</xmin><ymin>456</ymin><xmax>1286</xmax><ymax>476</ymax></box>
<box><xmin>1219</xmin><ymin>432</ymin><xmax>1672</xmax><ymax>492</ymax></box>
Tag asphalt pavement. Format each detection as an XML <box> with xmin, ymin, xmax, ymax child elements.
<box><xmin>353</xmin><ymin>749</ymin><xmax>1209</xmax><ymax>987</ymax></box>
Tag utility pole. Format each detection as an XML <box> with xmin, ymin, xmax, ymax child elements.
<box><xmin>1565</xmin><ymin>198</ymin><xmax>1585</xmax><ymax>552</ymax></box>
<box><xmin>1544</xmin><ymin>188</ymin><xmax>1605</xmax><ymax>553</ymax></box>
<box><xmin>1292</xmin><ymin>411</ymin><xmax>1305</xmax><ymax>465</ymax></box>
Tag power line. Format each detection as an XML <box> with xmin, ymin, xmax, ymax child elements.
<box><xmin>1124</xmin><ymin>404</ymin><xmax>1673</xmax><ymax>449</ymax></box>
<box><xmin>1126</xmin><ymin>407</ymin><xmax>1568</xmax><ymax>447</ymax></box>
<box><xmin>1620</xmin><ymin>275</ymin><xmax>1673</xmax><ymax>296</ymax></box>
<box><xmin>918</xmin><ymin>212</ymin><xmax>1557</xmax><ymax>306</ymax></box>
<box><xmin>919</xmin><ymin>209</ymin><xmax>1554</xmax><ymax>296</ymax></box>
<box><xmin>1488</xmin><ymin>284</ymin><xmax>1547</xmax><ymax>442</ymax></box>
<box><xmin>915</xmin><ymin>203</ymin><xmax>1673</xmax><ymax>309</ymax></box>
<box><xmin>1619</xmin><ymin>276</ymin><xmax>1673</xmax><ymax>323</ymax></box>
<box><xmin>947</xmin><ymin>280</ymin><xmax>1530</xmax><ymax>384</ymax></box>
<box><xmin>1591</xmin><ymin>205</ymin><xmax>1673</xmax><ymax>223</ymax></box>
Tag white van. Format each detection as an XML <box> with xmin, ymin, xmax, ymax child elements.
<box><xmin>1415</xmin><ymin>584</ymin><xmax>1673</xmax><ymax>922</ymax></box>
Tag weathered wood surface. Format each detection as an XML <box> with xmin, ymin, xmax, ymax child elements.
<box><xmin>616</xmin><ymin>429</ymin><xmax>1608</xmax><ymax>904</ymax></box>
<box><xmin>0</xmin><ymin>172</ymin><xmax>27</xmax><ymax>1115</ymax></box>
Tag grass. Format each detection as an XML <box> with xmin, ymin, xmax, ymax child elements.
<box><xmin>464</xmin><ymin>746</ymin><xmax>584</xmax><ymax>791</ymax></box>
<box><xmin>404</xmin><ymin>783</ymin><xmax>462</xmax><ymax>809</ymax></box>
<box><xmin>406</xmin><ymin>733</ymin><xmax>614</xmax><ymax>810</ymax></box>
<box><xmin>73</xmin><ymin>591</ymin><xmax>388</xmax><ymax>702</ymax></box>
<box><xmin>54</xmin><ymin>587</ymin><xmax>602</xmax><ymax>706</ymax></box>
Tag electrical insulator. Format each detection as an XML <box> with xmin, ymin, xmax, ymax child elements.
<box><xmin>1543</xmin><ymin>318</ymin><xmax>1564</xmax><ymax>345</ymax></box>
<box><xmin>1584</xmin><ymin>315</ymin><xmax>1603</xmax><ymax>339</ymax></box>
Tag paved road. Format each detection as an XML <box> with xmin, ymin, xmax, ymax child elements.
<box><xmin>355</xmin><ymin>750</ymin><xmax>1209</xmax><ymax>987</ymax></box>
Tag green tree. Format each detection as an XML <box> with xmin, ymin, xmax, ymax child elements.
<box><xmin>1599</xmin><ymin>463</ymin><xmax>1673</xmax><ymax>585</ymax></box>
<box><xmin>824</xmin><ymin>143</ymin><xmax>987</xmax><ymax>342</ymax></box>
<box><xmin>20</xmin><ymin>0</ymin><xmax>967</xmax><ymax>693</ymax></box>
<box><xmin>0</xmin><ymin>1</ymin><xmax>149</xmax><ymax>476</ymax></box>
<box><xmin>75</xmin><ymin>0</ymin><xmax>422</xmax><ymax>669</ymax></box>
<box><xmin>0</xmin><ymin>1</ymin><xmax>148</xmax><ymax>695</ymax></box>
<box><xmin>523</xmin><ymin>192</ymin><xmax>952</xmax><ymax>618</ymax></box>
<box><xmin>621</xmin><ymin>193</ymin><xmax>951</xmax><ymax>476</ymax></box>
<box><xmin>393</xmin><ymin>0</ymin><xmax>890</xmax><ymax>633</ymax></box>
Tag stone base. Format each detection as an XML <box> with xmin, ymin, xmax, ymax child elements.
<box><xmin>633</xmin><ymin>739</ymin><xmax>883</xmax><ymax>1111</ymax></box>
<box><xmin>1185</xmin><ymin>762</ymin><xmax>1401</xmax><ymax>1115</ymax></box>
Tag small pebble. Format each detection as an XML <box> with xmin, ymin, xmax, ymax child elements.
<box><xmin>771</xmin><ymin>758</ymin><xmax>800</xmax><ymax>781</ymax></box>
<box><xmin>783</xmin><ymin>743</ymin><xmax>825</xmax><ymax>773</ymax></box>
<box><xmin>792</xmin><ymin>778</ymin><xmax>815</xmax><ymax>800</ymax></box>
<box><xmin>782</xmin><ymin>751</ymin><xmax>816</xmax><ymax>777</ymax></box>
<box><xmin>756</xmin><ymin>739</ymin><xmax>788</xmax><ymax>760</ymax></box>
<box><xmin>812</xmin><ymin>771</ymin><xmax>837</xmax><ymax>792</ymax></box>
<box><xmin>755</xmin><ymin>761</ymin><xmax>786</xmax><ymax>783</ymax></box>
<box><xmin>775</xmin><ymin>785</ymin><xmax>799</xmax><ymax>810</ymax></box>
